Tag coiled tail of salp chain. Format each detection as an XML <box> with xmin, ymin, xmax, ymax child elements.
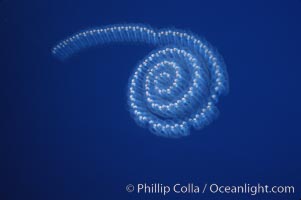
<box><xmin>51</xmin><ymin>24</ymin><xmax>229</xmax><ymax>138</ymax></box>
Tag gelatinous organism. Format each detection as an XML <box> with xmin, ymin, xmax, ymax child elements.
<box><xmin>52</xmin><ymin>24</ymin><xmax>229</xmax><ymax>138</ymax></box>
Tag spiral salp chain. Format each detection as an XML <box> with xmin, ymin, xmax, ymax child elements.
<box><xmin>52</xmin><ymin>24</ymin><xmax>229</xmax><ymax>138</ymax></box>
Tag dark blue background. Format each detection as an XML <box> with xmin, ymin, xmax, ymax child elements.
<box><xmin>1</xmin><ymin>0</ymin><xmax>300</xmax><ymax>199</ymax></box>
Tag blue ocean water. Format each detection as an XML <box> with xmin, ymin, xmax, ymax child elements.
<box><xmin>1</xmin><ymin>0</ymin><xmax>300</xmax><ymax>200</ymax></box>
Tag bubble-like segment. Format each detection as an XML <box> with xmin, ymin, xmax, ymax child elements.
<box><xmin>51</xmin><ymin>24</ymin><xmax>229</xmax><ymax>138</ymax></box>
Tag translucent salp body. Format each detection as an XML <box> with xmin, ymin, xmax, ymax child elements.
<box><xmin>52</xmin><ymin>24</ymin><xmax>229</xmax><ymax>138</ymax></box>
